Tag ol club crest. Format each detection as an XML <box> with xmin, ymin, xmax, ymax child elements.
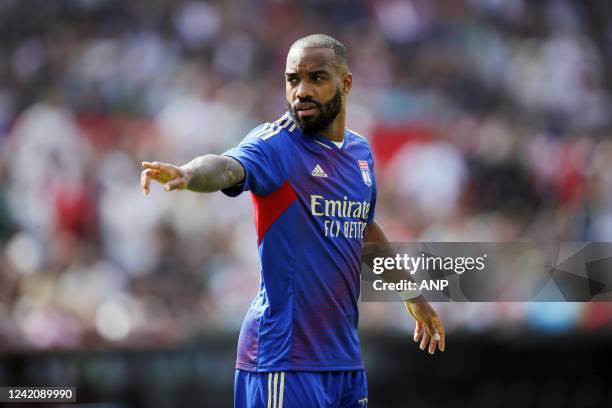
<box><xmin>358</xmin><ymin>160</ymin><xmax>372</xmax><ymax>187</ymax></box>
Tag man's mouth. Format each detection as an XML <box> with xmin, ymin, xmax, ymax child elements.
<box><xmin>295</xmin><ymin>103</ymin><xmax>319</xmax><ymax>117</ymax></box>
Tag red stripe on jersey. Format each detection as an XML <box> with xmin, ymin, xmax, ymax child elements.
<box><xmin>251</xmin><ymin>181</ymin><xmax>297</xmax><ymax>245</ymax></box>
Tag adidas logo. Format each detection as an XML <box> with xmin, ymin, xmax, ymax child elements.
<box><xmin>311</xmin><ymin>164</ymin><xmax>328</xmax><ymax>178</ymax></box>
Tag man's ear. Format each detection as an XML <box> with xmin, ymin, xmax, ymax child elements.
<box><xmin>342</xmin><ymin>72</ymin><xmax>352</xmax><ymax>95</ymax></box>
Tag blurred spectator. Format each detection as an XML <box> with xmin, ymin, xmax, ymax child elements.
<box><xmin>0</xmin><ymin>0</ymin><xmax>611</xmax><ymax>351</ymax></box>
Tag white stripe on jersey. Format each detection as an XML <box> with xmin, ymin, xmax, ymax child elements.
<box><xmin>267</xmin><ymin>373</ymin><xmax>272</xmax><ymax>408</ymax></box>
<box><xmin>251</xmin><ymin>123</ymin><xmax>272</xmax><ymax>139</ymax></box>
<box><xmin>274</xmin><ymin>113</ymin><xmax>290</xmax><ymax>124</ymax></box>
<box><xmin>261</xmin><ymin>117</ymin><xmax>293</xmax><ymax>140</ymax></box>
<box><xmin>272</xmin><ymin>372</ymin><xmax>278</xmax><ymax>408</ymax></box>
<box><xmin>250</xmin><ymin>114</ymin><xmax>294</xmax><ymax>141</ymax></box>
<box><xmin>313</xmin><ymin>139</ymin><xmax>332</xmax><ymax>149</ymax></box>
<box><xmin>279</xmin><ymin>372</ymin><xmax>285</xmax><ymax>408</ymax></box>
<box><xmin>346</xmin><ymin>128</ymin><xmax>367</xmax><ymax>140</ymax></box>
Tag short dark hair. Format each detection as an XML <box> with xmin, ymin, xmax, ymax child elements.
<box><xmin>289</xmin><ymin>34</ymin><xmax>349</xmax><ymax>72</ymax></box>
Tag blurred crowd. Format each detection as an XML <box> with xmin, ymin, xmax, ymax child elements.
<box><xmin>1</xmin><ymin>0</ymin><xmax>612</xmax><ymax>351</ymax></box>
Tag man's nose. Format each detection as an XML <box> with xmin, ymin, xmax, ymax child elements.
<box><xmin>295</xmin><ymin>80</ymin><xmax>313</xmax><ymax>100</ymax></box>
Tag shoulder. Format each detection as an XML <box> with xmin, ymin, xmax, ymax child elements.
<box><xmin>245</xmin><ymin>113</ymin><xmax>297</xmax><ymax>144</ymax></box>
<box><xmin>345</xmin><ymin>128</ymin><xmax>373</xmax><ymax>153</ymax></box>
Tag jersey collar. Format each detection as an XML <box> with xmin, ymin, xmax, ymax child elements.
<box><xmin>305</xmin><ymin>130</ymin><xmax>349</xmax><ymax>151</ymax></box>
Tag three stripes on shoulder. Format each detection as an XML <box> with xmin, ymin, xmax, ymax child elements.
<box><xmin>253</xmin><ymin>115</ymin><xmax>296</xmax><ymax>141</ymax></box>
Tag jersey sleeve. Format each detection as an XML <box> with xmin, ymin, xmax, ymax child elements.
<box><xmin>366</xmin><ymin>153</ymin><xmax>377</xmax><ymax>224</ymax></box>
<box><xmin>221</xmin><ymin>123</ymin><xmax>291</xmax><ymax>197</ymax></box>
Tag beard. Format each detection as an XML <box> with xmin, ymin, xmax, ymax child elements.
<box><xmin>288</xmin><ymin>88</ymin><xmax>342</xmax><ymax>134</ymax></box>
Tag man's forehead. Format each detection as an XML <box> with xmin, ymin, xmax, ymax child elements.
<box><xmin>285</xmin><ymin>47</ymin><xmax>336</xmax><ymax>72</ymax></box>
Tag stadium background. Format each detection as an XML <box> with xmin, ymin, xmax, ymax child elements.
<box><xmin>1</xmin><ymin>0</ymin><xmax>611</xmax><ymax>406</ymax></box>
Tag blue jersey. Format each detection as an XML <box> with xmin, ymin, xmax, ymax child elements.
<box><xmin>222</xmin><ymin>112</ymin><xmax>377</xmax><ymax>372</ymax></box>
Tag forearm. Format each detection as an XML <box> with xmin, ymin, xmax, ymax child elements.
<box><xmin>181</xmin><ymin>154</ymin><xmax>245</xmax><ymax>193</ymax></box>
<box><xmin>364</xmin><ymin>221</ymin><xmax>424</xmax><ymax>303</ymax></box>
<box><xmin>365</xmin><ymin>222</ymin><xmax>444</xmax><ymax>352</ymax></box>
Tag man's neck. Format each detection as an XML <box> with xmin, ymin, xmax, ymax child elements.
<box><xmin>319</xmin><ymin>111</ymin><xmax>346</xmax><ymax>142</ymax></box>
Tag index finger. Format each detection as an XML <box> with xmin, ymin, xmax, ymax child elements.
<box><xmin>141</xmin><ymin>168</ymin><xmax>155</xmax><ymax>195</ymax></box>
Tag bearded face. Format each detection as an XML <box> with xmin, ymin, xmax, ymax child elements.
<box><xmin>288</xmin><ymin>87</ymin><xmax>342</xmax><ymax>134</ymax></box>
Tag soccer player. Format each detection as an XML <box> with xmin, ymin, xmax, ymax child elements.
<box><xmin>141</xmin><ymin>34</ymin><xmax>445</xmax><ymax>408</ymax></box>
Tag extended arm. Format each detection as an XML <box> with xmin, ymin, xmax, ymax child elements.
<box><xmin>141</xmin><ymin>154</ymin><xmax>245</xmax><ymax>195</ymax></box>
<box><xmin>364</xmin><ymin>220</ymin><xmax>446</xmax><ymax>354</ymax></box>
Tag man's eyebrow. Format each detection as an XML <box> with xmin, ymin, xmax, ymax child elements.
<box><xmin>308</xmin><ymin>70</ymin><xmax>330</xmax><ymax>76</ymax></box>
<box><xmin>284</xmin><ymin>69</ymin><xmax>330</xmax><ymax>77</ymax></box>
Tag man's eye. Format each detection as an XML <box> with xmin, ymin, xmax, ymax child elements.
<box><xmin>313</xmin><ymin>76</ymin><xmax>324</xmax><ymax>81</ymax></box>
<box><xmin>287</xmin><ymin>77</ymin><xmax>298</xmax><ymax>84</ymax></box>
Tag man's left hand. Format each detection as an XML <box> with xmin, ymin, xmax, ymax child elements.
<box><xmin>406</xmin><ymin>300</ymin><xmax>445</xmax><ymax>354</ymax></box>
